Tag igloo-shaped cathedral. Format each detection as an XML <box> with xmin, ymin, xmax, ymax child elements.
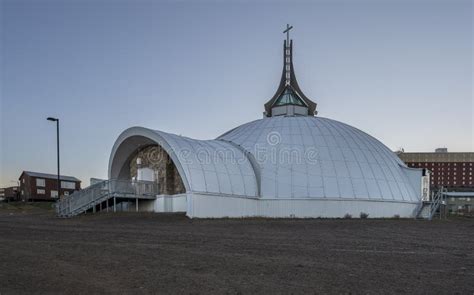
<box><xmin>109</xmin><ymin>28</ymin><xmax>425</xmax><ymax>218</ymax></box>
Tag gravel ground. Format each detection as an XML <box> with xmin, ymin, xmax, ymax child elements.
<box><xmin>0</xmin><ymin>207</ymin><xmax>473</xmax><ymax>294</ymax></box>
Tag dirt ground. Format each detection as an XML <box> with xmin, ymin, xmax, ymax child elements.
<box><xmin>0</xmin><ymin>204</ymin><xmax>473</xmax><ymax>294</ymax></box>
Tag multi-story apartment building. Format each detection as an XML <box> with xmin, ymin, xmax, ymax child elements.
<box><xmin>0</xmin><ymin>186</ymin><xmax>20</xmax><ymax>201</ymax></box>
<box><xmin>398</xmin><ymin>149</ymin><xmax>474</xmax><ymax>190</ymax></box>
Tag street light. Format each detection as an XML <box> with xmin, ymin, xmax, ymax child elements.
<box><xmin>47</xmin><ymin>117</ymin><xmax>60</xmax><ymax>199</ymax></box>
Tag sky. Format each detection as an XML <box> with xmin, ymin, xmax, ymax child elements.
<box><xmin>1</xmin><ymin>0</ymin><xmax>472</xmax><ymax>187</ymax></box>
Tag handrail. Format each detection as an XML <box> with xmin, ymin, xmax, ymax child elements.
<box><xmin>415</xmin><ymin>187</ymin><xmax>446</xmax><ymax>220</ymax></box>
<box><xmin>427</xmin><ymin>187</ymin><xmax>445</xmax><ymax>220</ymax></box>
<box><xmin>56</xmin><ymin>179</ymin><xmax>159</xmax><ymax>217</ymax></box>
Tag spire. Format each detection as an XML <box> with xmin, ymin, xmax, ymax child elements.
<box><xmin>283</xmin><ymin>24</ymin><xmax>293</xmax><ymax>87</ymax></box>
<box><xmin>264</xmin><ymin>25</ymin><xmax>317</xmax><ymax>117</ymax></box>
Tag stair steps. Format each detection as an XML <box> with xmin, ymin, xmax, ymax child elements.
<box><xmin>56</xmin><ymin>180</ymin><xmax>158</xmax><ymax>218</ymax></box>
<box><xmin>415</xmin><ymin>187</ymin><xmax>446</xmax><ymax>220</ymax></box>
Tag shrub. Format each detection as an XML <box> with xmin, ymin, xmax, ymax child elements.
<box><xmin>359</xmin><ymin>212</ymin><xmax>369</xmax><ymax>219</ymax></box>
<box><xmin>343</xmin><ymin>213</ymin><xmax>352</xmax><ymax>219</ymax></box>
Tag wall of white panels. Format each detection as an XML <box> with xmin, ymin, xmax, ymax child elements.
<box><xmin>149</xmin><ymin>194</ymin><xmax>187</xmax><ymax>213</ymax></box>
<box><xmin>186</xmin><ymin>193</ymin><xmax>418</xmax><ymax>218</ymax></box>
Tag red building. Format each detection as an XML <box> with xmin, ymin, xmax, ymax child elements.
<box><xmin>19</xmin><ymin>171</ymin><xmax>81</xmax><ymax>201</ymax></box>
<box><xmin>398</xmin><ymin>149</ymin><xmax>474</xmax><ymax>190</ymax></box>
<box><xmin>0</xmin><ymin>186</ymin><xmax>20</xmax><ymax>201</ymax></box>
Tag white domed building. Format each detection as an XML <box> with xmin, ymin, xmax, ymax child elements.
<box><xmin>108</xmin><ymin>33</ymin><xmax>425</xmax><ymax>218</ymax></box>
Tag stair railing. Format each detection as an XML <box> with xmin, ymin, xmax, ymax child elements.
<box><xmin>427</xmin><ymin>187</ymin><xmax>445</xmax><ymax>220</ymax></box>
<box><xmin>56</xmin><ymin>179</ymin><xmax>159</xmax><ymax>217</ymax></box>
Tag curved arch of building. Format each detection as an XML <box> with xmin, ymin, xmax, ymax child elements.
<box><xmin>108</xmin><ymin>127</ymin><xmax>192</xmax><ymax>193</ymax></box>
<box><xmin>108</xmin><ymin>127</ymin><xmax>260</xmax><ymax>198</ymax></box>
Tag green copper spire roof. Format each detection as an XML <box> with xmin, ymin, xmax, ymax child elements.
<box><xmin>274</xmin><ymin>88</ymin><xmax>306</xmax><ymax>107</ymax></box>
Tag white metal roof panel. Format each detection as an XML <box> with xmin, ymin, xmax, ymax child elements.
<box><xmin>218</xmin><ymin>116</ymin><xmax>420</xmax><ymax>201</ymax></box>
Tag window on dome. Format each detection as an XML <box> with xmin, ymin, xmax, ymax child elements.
<box><xmin>274</xmin><ymin>88</ymin><xmax>305</xmax><ymax>106</ymax></box>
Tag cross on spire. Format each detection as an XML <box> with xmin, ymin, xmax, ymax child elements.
<box><xmin>283</xmin><ymin>24</ymin><xmax>293</xmax><ymax>45</ymax></box>
<box><xmin>263</xmin><ymin>24</ymin><xmax>318</xmax><ymax>117</ymax></box>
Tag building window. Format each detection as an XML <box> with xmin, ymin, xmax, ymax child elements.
<box><xmin>37</xmin><ymin>189</ymin><xmax>45</xmax><ymax>195</ymax></box>
<box><xmin>36</xmin><ymin>178</ymin><xmax>45</xmax><ymax>187</ymax></box>
<box><xmin>51</xmin><ymin>190</ymin><xmax>58</xmax><ymax>198</ymax></box>
<box><xmin>22</xmin><ymin>179</ymin><xmax>25</xmax><ymax>183</ymax></box>
<box><xmin>61</xmin><ymin>181</ymin><xmax>75</xmax><ymax>189</ymax></box>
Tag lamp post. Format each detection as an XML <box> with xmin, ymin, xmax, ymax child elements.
<box><xmin>47</xmin><ymin>117</ymin><xmax>60</xmax><ymax>199</ymax></box>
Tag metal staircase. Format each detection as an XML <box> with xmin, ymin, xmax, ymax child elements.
<box><xmin>416</xmin><ymin>187</ymin><xmax>447</xmax><ymax>220</ymax></box>
<box><xmin>56</xmin><ymin>179</ymin><xmax>159</xmax><ymax>217</ymax></box>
